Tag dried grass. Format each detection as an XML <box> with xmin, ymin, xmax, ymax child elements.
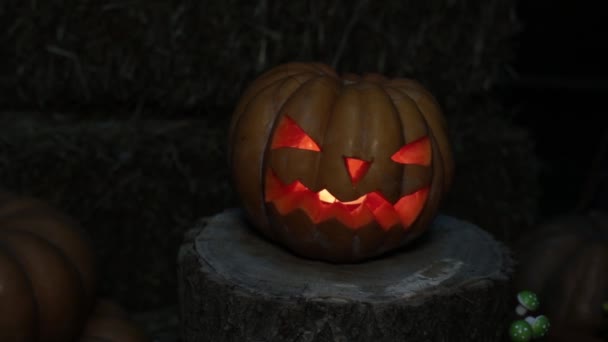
<box><xmin>0</xmin><ymin>112</ymin><xmax>232</xmax><ymax>310</ymax></box>
<box><xmin>444</xmin><ymin>97</ymin><xmax>540</xmax><ymax>244</ymax></box>
<box><xmin>0</xmin><ymin>0</ymin><xmax>519</xmax><ymax>119</ymax></box>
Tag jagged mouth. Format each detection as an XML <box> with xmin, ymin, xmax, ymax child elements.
<box><xmin>265</xmin><ymin>170</ymin><xmax>428</xmax><ymax>229</ymax></box>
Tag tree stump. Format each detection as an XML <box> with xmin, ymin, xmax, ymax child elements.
<box><xmin>178</xmin><ymin>209</ymin><xmax>513</xmax><ymax>342</ymax></box>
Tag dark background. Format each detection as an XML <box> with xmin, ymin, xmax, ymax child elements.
<box><xmin>0</xmin><ymin>1</ymin><xmax>607</xmax><ymax>339</ymax></box>
<box><xmin>502</xmin><ymin>1</ymin><xmax>608</xmax><ymax>217</ymax></box>
<box><xmin>509</xmin><ymin>0</ymin><xmax>607</xmax><ymax>217</ymax></box>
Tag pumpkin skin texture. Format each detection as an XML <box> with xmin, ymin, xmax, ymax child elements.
<box><xmin>514</xmin><ymin>212</ymin><xmax>608</xmax><ymax>335</ymax></box>
<box><xmin>79</xmin><ymin>298</ymin><xmax>149</xmax><ymax>342</ymax></box>
<box><xmin>228</xmin><ymin>62</ymin><xmax>453</xmax><ymax>262</ymax></box>
<box><xmin>0</xmin><ymin>192</ymin><xmax>97</xmax><ymax>341</ymax></box>
<box><xmin>0</xmin><ymin>251</ymin><xmax>37</xmax><ymax>341</ymax></box>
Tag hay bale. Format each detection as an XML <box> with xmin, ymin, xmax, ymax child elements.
<box><xmin>0</xmin><ymin>103</ymin><xmax>538</xmax><ymax>310</ymax></box>
<box><xmin>0</xmin><ymin>0</ymin><xmax>519</xmax><ymax>117</ymax></box>
<box><xmin>0</xmin><ymin>112</ymin><xmax>234</xmax><ymax>310</ymax></box>
<box><xmin>444</xmin><ymin>99</ymin><xmax>541</xmax><ymax>244</ymax></box>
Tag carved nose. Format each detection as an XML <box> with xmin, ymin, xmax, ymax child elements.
<box><xmin>344</xmin><ymin>157</ymin><xmax>371</xmax><ymax>185</ymax></box>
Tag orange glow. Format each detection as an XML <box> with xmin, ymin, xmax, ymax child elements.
<box><xmin>265</xmin><ymin>170</ymin><xmax>427</xmax><ymax>230</ymax></box>
<box><xmin>393</xmin><ymin>188</ymin><xmax>429</xmax><ymax>227</ymax></box>
<box><xmin>390</xmin><ymin>136</ymin><xmax>431</xmax><ymax>166</ymax></box>
<box><xmin>317</xmin><ymin>189</ymin><xmax>336</xmax><ymax>203</ymax></box>
<box><xmin>318</xmin><ymin>189</ymin><xmax>366</xmax><ymax>206</ymax></box>
<box><xmin>271</xmin><ymin>116</ymin><xmax>321</xmax><ymax>151</ymax></box>
<box><xmin>344</xmin><ymin>157</ymin><xmax>371</xmax><ymax>184</ymax></box>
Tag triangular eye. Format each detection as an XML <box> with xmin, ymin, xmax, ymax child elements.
<box><xmin>391</xmin><ymin>136</ymin><xmax>431</xmax><ymax>166</ymax></box>
<box><xmin>271</xmin><ymin>115</ymin><xmax>321</xmax><ymax>151</ymax></box>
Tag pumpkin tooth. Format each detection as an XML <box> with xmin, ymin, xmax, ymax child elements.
<box><xmin>267</xmin><ymin>169</ymin><xmax>426</xmax><ymax>230</ymax></box>
<box><xmin>330</xmin><ymin>202</ymin><xmax>357</xmax><ymax>228</ymax></box>
<box><xmin>349</xmin><ymin>204</ymin><xmax>375</xmax><ymax>229</ymax></box>
<box><xmin>272</xmin><ymin>185</ymin><xmax>307</xmax><ymax>215</ymax></box>
<box><xmin>394</xmin><ymin>188</ymin><xmax>429</xmax><ymax>228</ymax></box>
<box><xmin>364</xmin><ymin>193</ymin><xmax>400</xmax><ymax>230</ymax></box>
<box><xmin>265</xmin><ymin>170</ymin><xmax>290</xmax><ymax>201</ymax></box>
<box><xmin>299</xmin><ymin>191</ymin><xmax>327</xmax><ymax>224</ymax></box>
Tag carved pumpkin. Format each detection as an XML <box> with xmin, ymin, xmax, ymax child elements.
<box><xmin>228</xmin><ymin>62</ymin><xmax>453</xmax><ymax>262</ymax></box>
<box><xmin>514</xmin><ymin>212</ymin><xmax>608</xmax><ymax>335</ymax></box>
<box><xmin>80</xmin><ymin>298</ymin><xmax>149</xmax><ymax>342</ymax></box>
<box><xmin>0</xmin><ymin>191</ymin><xmax>97</xmax><ymax>341</ymax></box>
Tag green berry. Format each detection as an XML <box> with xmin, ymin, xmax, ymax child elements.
<box><xmin>509</xmin><ymin>320</ymin><xmax>532</xmax><ymax>342</ymax></box>
<box><xmin>525</xmin><ymin>315</ymin><xmax>550</xmax><ymax>339</ymax></box>
<box><xmin>516</xmin><ymin>290</ymin><xmax>539</xmax><ymax>315</ymax></box>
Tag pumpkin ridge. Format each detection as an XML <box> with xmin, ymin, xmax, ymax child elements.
<box><xmin>0</xmin><ymin>228</ymin><xmax>86</xmax><ymax>341</ymax></box>
<box><xmin>259</xmin><ymin>73</ymin><xmax>327</xmax><ymax>163</ymax></box>
<box><xmin>383</xmin><ymin>85</ymin><xmax>429</xmax><ymax>140</ymax></box>
<box><xmin>387</xmin><ymin>79</ymin><xmax>438</xmax><ymax>104</ymax></box>
<box><xmin>307</xmin><ymin>77</ymin><xmax>342</xmax><ymax>194</ymax></box>
<box><xmin>311</xmin><ymin>76</ymin><xmax>340</xmax><ymax>194</ymax></box>
<box><xmin>260</xmin><ymin>74</ymin><xmax>328</xmax><ymax>224</ymax></box>
<box><xmin>232</xmin><ymin>72</ymin><xmax>319</xmax><ymax>231</ymax></box>
<box><xmin>408</xmin><ymin>135</ymin><xmax>443</xmax><ymax>237</ymax></box>
<box><xmin>228</xmin><ymin>70</ymin><xmax>317</xmax><ymax>162</ymax></box>
<box><xmin>0</xmin><ymin>213</ymin><xmax>97</xmax><ymax>308</ymax></box>
<box><xmin>384</xmin><ymin>84</ymin><xmax>433</xmax><ymax>198</ymax></box>
<box><xmin>315</xmin><ymin>84</ymin><xmax>366</xmax><ymax>200</ymax></box>
<box><xmin>396</xmin><ymin>83</ymin><xmax>452</xmax><ymax>188</ymax></box>
<box><xmin>397</xmin><ymin>85</ymin><xmax>451</xmax><ymax>192</ymax></box>
<box><xmin>375</xmin><ymin>83</ymin><xmax>412</xmax><ymax>199</ymax></box>
<box><xmin>353</xmin><ymin>82</ymin><xmax>404</xmax><ymax>201</ymax></box>
<box><xmin>542</xmin><ymin>243</ymin><xmax>599</xmax><ymax>325</ymax></box>
<box><xmin>0</xmin><ymin>239</ymin><xmax>39</xmax><ymax>341</ymax></box>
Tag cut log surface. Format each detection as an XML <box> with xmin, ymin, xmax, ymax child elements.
<box><xmin>178</xmin><ymin>209</ymin><xmax>513</xmax><ymax>342</ymax></box>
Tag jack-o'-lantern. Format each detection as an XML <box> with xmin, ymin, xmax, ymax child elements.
<box><xmin>228</xmin><ymin>62</ymin><xmax>453</xmax><ymax>262</ymax></box>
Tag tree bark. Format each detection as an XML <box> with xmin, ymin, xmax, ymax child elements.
<box><xmin>178</xmin><ymin>209</ymin><xmax>513</xmax><ymax>342</ymax></box>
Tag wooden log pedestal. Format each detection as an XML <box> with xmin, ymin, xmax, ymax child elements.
<box><xmin>178</xmin><ymin>209</ymin><xmax>513</xmax><ymax>342</ymax></box>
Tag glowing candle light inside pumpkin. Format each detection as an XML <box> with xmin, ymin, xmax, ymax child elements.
<box><xmin>317</xmin><ymin>189</ymin><xmax>336</xmax><ymax>203</ymax></box>
<box><xmin>317</xmin><ymin>189</ymin><xmax>366</xmax><ymax>205</ymax></box>
<box><xmin>265</xmin><ymin>115</ymin><xmax>433</xmax><ymax>230</ymax></box>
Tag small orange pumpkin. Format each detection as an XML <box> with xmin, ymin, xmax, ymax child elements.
<box><xmin>80</xmin><ymin>298</ymin><xmax>149</xmax><ymax>342</ymax></box>
<box><xmin>514</xmin><ymin>212</ymin><xmax>608</xmax><ymax>335</ymax></box>
<box><xmin>228</xmin><ymin>62</ymin><xmax>453</xmax><ymax>262</ymax></box>
<box><xmin>0</xmin><ymin>191</ymin><xmax>97</xmax><ymax>341</ymax></box>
